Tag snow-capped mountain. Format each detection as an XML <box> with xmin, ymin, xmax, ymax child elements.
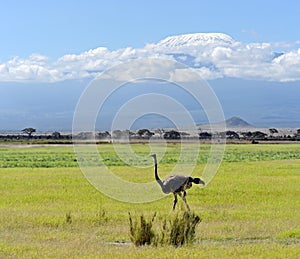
<box><xmin>145</xmin><ymin>32</ymin><xmax>287</xmax><ymax>81</ymax></box>
<box><xmin>146</xmin><ymin>32</ymin><xmax>237</xmax><ymax>75</ymax></box>
<box><xmin>156</xmin><ymin>32</ymin><xmax>235</xmax><ymax>48</ymax></box>
<box><xmin>1</xmin><ymin>31</ymin><xmax>300</xmax><ymax>131</ymax></box>
<box><xmin>1</xmin><ymin>32</ymin><xmax>296</xmax><ymax>83</ymax></box>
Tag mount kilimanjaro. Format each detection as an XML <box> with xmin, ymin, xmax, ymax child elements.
<box><xmin>155</xmin><ymin>32</ymin><xmax>235</xmax><ymax>48</ymax></box>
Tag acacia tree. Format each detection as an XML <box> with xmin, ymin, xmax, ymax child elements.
<box><xmin>22</xmin><ymin>128</ymin><xmax>36</xmax><ymax>138</ymax></box>
<box><xmin>163</xmin><ymin>130</ymin><xmax>181</xmax><ymax>139</ymax></box>
<box><xmin>269</xmin><ymin>128</ymin><xmax>278</xmax><ymax>137</ymax></box>
<box><xmin>137</xmin><ymin>129</ymin><xmax>154</xmax><ymax>139</ymax></box>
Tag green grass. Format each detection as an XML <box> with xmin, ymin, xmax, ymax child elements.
<box><xmin>1</xmin><ymin>143</ymin><xmax>300</xmax><ymax>167</ymax></box>
<box><xmin>0</xmin><ymin>144</ymin><xmax>300</xmax><ymax>257</ymax></box>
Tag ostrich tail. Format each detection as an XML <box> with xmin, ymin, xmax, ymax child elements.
<box><xmin>192</xmin><ymin>177</ymin><xmax>205</xmax><ymax>185</ymax></box>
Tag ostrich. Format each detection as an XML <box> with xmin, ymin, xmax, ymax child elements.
<box><xmin>150</xmin><ymin>154</ymin><xmax>205</xmax><ymax>211</ymax></box>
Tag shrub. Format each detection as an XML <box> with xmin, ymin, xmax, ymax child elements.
<box><xmin>128</xmin><ymin>211</ymin><xmax>201</xmax><ymax>247</ymax></box>
<box><xmin>159</xmin><ymin>211</ymin><xmax>201</xmax><ymax>247</ymax></box>
<box><xmin>128</xmin><ymin>212</ymin><xmax>156</xmax><ymax>246</ymax></box>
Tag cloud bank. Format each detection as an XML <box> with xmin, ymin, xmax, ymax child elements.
<box><xmin>1</xmin><ymin>33</ymin><xmax>300</xmax><ymax>82</ymax></box>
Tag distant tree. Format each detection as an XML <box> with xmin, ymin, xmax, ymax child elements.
<box><xmin>269</xmin><ymin>128</ymin><xmax>278</xmax><ymax>137</ymax></box>
<box><xmin>226</xmin><ymin>130</ymin><xmax>240</xmax><ymax>139</ymax></box>
<box><xmin>112</xmin><ymin>130</ymin><xmax>122</xmax><ymax>139</ymax></box>
<box><xmin>137</xmin><ymin>129</ymin><xmax>154</xmax><ymax>139</ymax></box>
<box><xmin>97</xmin><ymin>131</ymin><xmax>111</xmax><ymax>139</ymax></box>
<box><xmin>112</xmin><ymin>130</ymin><xmax>133</xmax><ymax>139</ymax></box>
<box><xmin>199</xmin><ymin>132</ymin><xmax>212</xmax><ymax>139</ymax></box>
<box><xmin>241</xmin><ymin>131</ymin><xmax>267</xmax><ymax>140</ymax></box>
<box><xmin>180</xmin><ymin>131</ymin><xmax>190</xmax><ymax>139</ymax></box>
<box><xmin>269</xmin><ymin>128</ymin><xmax>278</xmax><ymax>134</ymax></box>
<box><xmin>241</xmin><ymin>131</ymin><xmax>253</xmax><ymax>139</ymax></box>
<box><xmin>295</xmin><ymin>129</ymin><xmax>300</xmax><ymax>140</ymax></box>
<box><xmin>22</xmin><ymin>127</ymin><xmax>36</xmax><ymax>138</ymax></box>
<box><xmin>52</xmin><ymin>131</ymin><xmax>61</xmax><ymax>139</ymax></box>
<box><xmin>252</xmin><ymin>131</ymin><xmax>267</xmax><ymax>139</ymax></box>
<box><xmin>163</xmin><ymin>130</ymin><xmax>181</xmax><ymax>140</ymax></box>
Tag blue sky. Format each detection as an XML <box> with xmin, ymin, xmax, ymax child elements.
<box><xmin>1</xmin><ymin>0</ymin><xmax>300</xmax><ymax>130</ymax></box>
<box><xmin>1</xmin><ymin>0</ymin><xmax>300</xmax><ymax>61</ymax></box>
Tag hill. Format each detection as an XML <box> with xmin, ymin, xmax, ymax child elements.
<box><xmin>225</xmin><ymin>116</ymin><xmax>253</xmax><ymax>127</ymax></box>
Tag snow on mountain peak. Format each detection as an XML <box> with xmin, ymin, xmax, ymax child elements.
<box><xmin>157</xmin><ymin>33</ymin><xmax>235</xmax><ymax>48</ymax></box>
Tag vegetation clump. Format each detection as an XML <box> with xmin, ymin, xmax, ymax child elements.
<box><xmin>65</xmin><ymin>211</ymin><xmax>72</xmax><ymax>224</ymax></box>
<box><xmin>128</xmin><ymin>212</ymin><xmax>156</xmax><ymax>246</ymax></box>
<box><xmin>128</xmin><ymin>211</ymin><xmax>201</xmax><ymax>247</ymax></box>
<box><xmin>160</xmin><ymin>211</ymin><xmax>201</xmax><ymax>247</ymax></box>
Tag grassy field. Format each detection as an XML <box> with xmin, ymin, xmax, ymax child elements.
<box><xmin>0</xmin><ymin>144</ymin><xmax>300</xmax><ymax>258</ymax></box>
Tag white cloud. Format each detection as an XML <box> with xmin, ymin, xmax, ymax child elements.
<box><xmin>196</xmin><ymin>67</ymin><xmax>223</xmax><ymax>80</ymax></box>
<box><xmin>101</xmin><ymin>57</ymin><xmax>177</xmax><ymax>82</ymax></box>
<box><xmin>0</xmin><ymin>55</ymin><xmax>60</xmax><ymax>82</ymax></box>
<box><xmin>211</xmin><ymin>47</ymin><xmax>233</xmax><ymax>62</ymax></box>
<box><xmin>270</xmin><ymin>48</ymin><xmax>300</xmax><ymax>81</ymax></box>
<box><xmin>1</xmin><ymin>33</ymin><xmax>300</xmax><ymax>82</ymax></box>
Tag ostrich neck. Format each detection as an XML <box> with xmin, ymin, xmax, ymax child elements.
<box><xmin>153</xmin><ymin>157</ymin><xmax>168</xmax><ymax>193</ymax></box>
<box><xmin>154</xmin><ymin>163</ymin><xmax>159</xmax><ymax>181</ymax></box>
<box><xmin>153</xmin><ymin>158</ymin><xmax>162</xmax><ymax>183</ymax></box>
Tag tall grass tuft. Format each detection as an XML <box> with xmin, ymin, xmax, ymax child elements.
<box><xmin>128</xmin><ymin>212</ymin><xmax>157</xmax><ymax>246</ymax></box>
<box><xmin>128</xmin><ymin>211</ymin><xmax>201</xmax><ymax>247</ymax></box>
<box><xmin>65</xmin><ymin>211</ymin><xmax>72</xmax><ymax>224</ymax></box>
<box><xmin>161</xmin><ymin>211</ymin><xmax>201</xmax><ymax>247</ymax></box>
<box><xmin>94</xmin><ymin>209</ymin><xmax>108</xmax><ymax>226</ymax></box>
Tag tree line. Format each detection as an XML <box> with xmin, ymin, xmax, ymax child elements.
<box><xmin>1</xmin><ymin>127</ymin><xmax>299</xmax><ymax>142</ymax></box>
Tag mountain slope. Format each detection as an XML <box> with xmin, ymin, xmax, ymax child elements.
<box><xmin>225</xmin><ymin>116</ymin><xmax>253</xmax><ymax>127</ymax></box>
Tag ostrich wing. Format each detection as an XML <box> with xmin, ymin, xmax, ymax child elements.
<box><xmin>162</xmin><ymin>175</ymin><xmax>189</xmax><ymax>193</ymax></box>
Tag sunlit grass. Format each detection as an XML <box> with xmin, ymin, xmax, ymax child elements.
<box><xmin>0</xmin><ymin>144</ymin><xmax>299</xmax><ymax>257</ymax></box>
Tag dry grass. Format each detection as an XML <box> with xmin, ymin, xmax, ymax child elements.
<box><xmin>128</xmin><ymin>211</ymin><xmax>201</xmax><ymax>247</ymax></box>
<box><xmin>159</xmin><ymin>211</ymin><xmax>201</xmax><ymax>247</ymax></box>
<box><xmin>129</xmin><ymin>212</ymin><xmax>156</xmax><ymax>246</ymax></box>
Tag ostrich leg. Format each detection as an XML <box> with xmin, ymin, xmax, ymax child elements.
<box><xmin>181</xmin><ymin>191</ymin><xmax>191</xmax><ymax>211</ymax></box>
<box><xmin>172</xmin><ymin>193</ymin><xmax>178</xmax><ymax>210</ymax></box>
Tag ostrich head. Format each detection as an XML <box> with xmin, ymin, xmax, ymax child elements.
<box><xmin>193</xmin><ymin>177</ymin><xmax>205</xmax><ymax>185</ymax></box>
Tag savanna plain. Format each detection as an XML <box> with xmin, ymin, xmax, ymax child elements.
<box><xmin>0</xmin><ymin>143</ymin><xmax>300</xmax><ymax>258</ymax></box>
